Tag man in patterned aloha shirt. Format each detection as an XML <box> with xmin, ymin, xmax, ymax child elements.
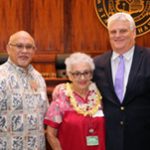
<box><xmin>0</xmin><ymin>31</ymin><xmax>48</xmax><ymax>150</ymax></box>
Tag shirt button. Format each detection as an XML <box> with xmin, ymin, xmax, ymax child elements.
<box><xmin>120</xmin><ymin>106</ymin><xmax>125</xmax><ymax>110</ymax></box>
<box><xmin>120</xmin><ymin>121</ymin><xmax>124</xmax><ymax>125</ymax></box>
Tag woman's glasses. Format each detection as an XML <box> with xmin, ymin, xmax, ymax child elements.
<box><xmin>70</xmin><ymin>70</ymin><xmax>93</xmax><ymax>79</ymax></box>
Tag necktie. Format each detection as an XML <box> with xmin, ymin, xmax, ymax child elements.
<box><xmin>114</xmin><ymin>55</ymin><xmax>125</xmax><ymax>102</ymax></box>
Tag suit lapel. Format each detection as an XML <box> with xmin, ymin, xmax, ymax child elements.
<box><xmin>105</xmin><ymin>52</ymin><xmax>121</xmax><ymax>104</ymax></box>
<box><xmin>123</xmin><ymin>46</ymin><xmax>143</xmax><ymax>104</ymax></box>
<box><xmin>104</xmin><ymin>46</ymin><xmax>143</xmax><ymax>104</ymax></box>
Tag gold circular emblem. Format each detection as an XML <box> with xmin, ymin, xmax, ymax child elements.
<box><xmin>95</xmin><ymin>0</ymin><xmax>150</xmax><ymax>37</ymax></box>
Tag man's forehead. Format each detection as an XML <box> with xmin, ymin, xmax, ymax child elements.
<box><xmin>109</xmin><ymin>21</ymin><xmax>130</xmax><ymax>30</ymax></box>
<box><xmin>9</xmin><ymin>31</ymin><xmax>34</xmax><ymax>44</ymax></box>
<box><xmin>13</xmin><ymin>36</ymin><xmax>32</xmax><ymax>42</ymax></box>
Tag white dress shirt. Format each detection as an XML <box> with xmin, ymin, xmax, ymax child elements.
<box><xmin>111</xmin><ymin>46</ymin><xmax>135</xmax><ymax>98</ymax></box>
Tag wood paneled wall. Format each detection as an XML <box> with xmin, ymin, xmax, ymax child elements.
<box><xmin>0</xmin><ymin>0</ymin><xmax>150</xmax><ymax>75</ymax></box>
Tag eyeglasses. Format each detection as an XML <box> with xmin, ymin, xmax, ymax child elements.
<box><xmin>9</xmin><ymin>43</ymin><xmax>35</xmax><ymax>51</ymax></box>
<box><xmin>70</xmin><ymin>70</ymin><xmax>93</xmax><ymax>79</ymax></box>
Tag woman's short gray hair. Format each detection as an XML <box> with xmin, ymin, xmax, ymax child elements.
<box><xmin>107</xmin><ymin>12</ymin><xmax>136</xmax><ymax>31</ymax></box>
<box><xmin>65</xmin><ymin>52</ymin><xmax>95</xmax><ymax>73</ymax></box>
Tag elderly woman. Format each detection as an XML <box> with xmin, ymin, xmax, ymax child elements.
<box><xmin>44</xmin><ymin>52</ymin><xmax>105</xmax><ymax>150</ymax></box>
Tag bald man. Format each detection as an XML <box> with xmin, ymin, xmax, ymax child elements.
<box><xmin>7</xmin><ymin>30</ymin><xmax>36</xmax><ymax>69</ymax></box>
<box><xmin>0</xmin><ymin>31</ymin><xmax>48</xmax><ymax>150</ymax></box>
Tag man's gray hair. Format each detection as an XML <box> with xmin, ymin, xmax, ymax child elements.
<box><xmin>107</xmin><ymin>12</ymin><xmax>136</xmax><ymax>31</ymax></box>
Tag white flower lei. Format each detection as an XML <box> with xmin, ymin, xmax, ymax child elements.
<box><xmin>65</xmin><ymin>82</ymin><xmax>102</xmax><ymax>116</ymax></box>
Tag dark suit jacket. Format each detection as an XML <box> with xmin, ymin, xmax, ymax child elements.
<box><xmin>93</xmin><ymin>45</ymin><xmax>150</xmax><ymax>150</ymax></box>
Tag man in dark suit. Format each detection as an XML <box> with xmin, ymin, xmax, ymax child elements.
<box><xmin>94</xmin><ymin>12</ymin><xmax>150</xmax><ymax>150</ymax></box>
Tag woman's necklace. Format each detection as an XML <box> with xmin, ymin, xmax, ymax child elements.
<box><xmin>65</xmin><ymin>82</ymin><xmax>102</xmax><ymax>116</ymax></box>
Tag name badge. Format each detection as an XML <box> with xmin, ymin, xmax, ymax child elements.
<box><xmin>86</xmin><ymin>136</ymin><xmax>99</xmax><ymax>146</ymax></box>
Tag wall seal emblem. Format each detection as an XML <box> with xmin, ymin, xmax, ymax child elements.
<box><xmin>95</xmin><ymin>0</ymin><xmax>150</xmax><ymax>37</ymax></box>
